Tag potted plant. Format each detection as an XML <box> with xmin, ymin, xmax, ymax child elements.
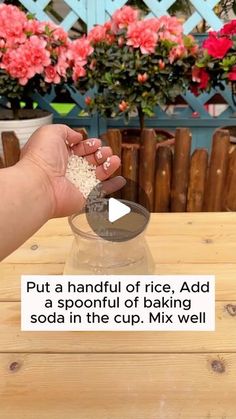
<box><xmin>0</xmin><ymin>3</ymin><xmax>71</xmax><ymax>152</ymax></box>
<box><xmin>71</xmin><ymin>5</ymin><xmax>199</xmax><ymax>147</ymax></box>
<box><xmin>191</xmin><ymin>19</ymin><xmax>236</xmax><ymax>100</ymax></box>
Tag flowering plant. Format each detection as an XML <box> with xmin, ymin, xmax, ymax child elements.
<box><xmin>0</xmin><ymin>4</ymin><xmax>71</xmax><ymax>118</ymax></box>
<box><xmin>191</xmin><ymin>20</ymin><xmax>236</xmax><ymax>99</ymax></box>
<box><xmin>72</xmin><ymin>6</ymin><xmax>199</xmax><ymax>130</ymax></box>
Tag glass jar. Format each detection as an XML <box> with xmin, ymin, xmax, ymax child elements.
<box><xmin>65</xmin><ymin>201</ymin><xmax>155</xmax><ymax>275</ymax></box>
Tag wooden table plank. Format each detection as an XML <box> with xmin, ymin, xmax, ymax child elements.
<box><xmin>2</xmin><ymin>213</ymin><xmax>236</xmax><ymax>265</ymax></box>
<box><xmin>0</xmin><ymin>302</ymin><xmax>235</xmax><ymax>353</ymax></box>
<box><xmin>0</xmin><ymin>353</ymin><xmax>235</xmax><ymax>419</ymax></box>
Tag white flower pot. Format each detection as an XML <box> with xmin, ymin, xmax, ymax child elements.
<box><xmin>0</xmin><ymin>110</ymin><xmax>53</xmax><ymax>156</ymax></box>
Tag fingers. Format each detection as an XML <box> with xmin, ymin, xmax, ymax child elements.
<box><xmin>96</xmin><ymin>155</ymin><xmax>121</xmax><ymax>181</ymax></box>
<box><xmin>53</xmin><ymin>124</ymin><xmax>84</xmax><ymax>146</ymax></box>
<box><xmin>85</xmin><ymin>146</ymin><xmax>112</xmax><ymax>166</ymax></box>
<box><xmin>72</xmin><ymin>138</ymin><xmax>102</xmax><ymax>157</ymax></box>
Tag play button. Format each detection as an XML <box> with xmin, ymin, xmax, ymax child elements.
<box><xmin>108</xmin><ymin>198</ymin><xmax>131</xmax><ymax>223</ymax></box>
<box><xmin>84</xmin><ymin>178</ymin><xmax>150</xmax><ymax>242</ymax></box>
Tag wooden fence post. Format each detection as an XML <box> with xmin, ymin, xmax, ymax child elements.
<box><xmin>204</xmin><ymin>129</ymin><xmax>230</xmax><ymax>211</ymax></box>
<box><xmin>171</xmin><ymin>128</ymin><xmax>191</xmax><ymax>212</ymax></box>
<box><xmin>139</xmin><ymin>129</ymin><xmax>156</xmax><ymax>211</ymax></box>
<box><xmin>224</xmin><ymin>148</ymin><xmax>236</xmax><ymax>211</ymax></box>
<box><xmin>154</xmin><ymin>146</ymin><xmax>172</xmax><ymax>212</ymax></box>
<box><xmin>2</xmin><ymin>131</ymin><xmax>20</xmax><ymax>167</ymax></box>
<box><xmin>121</xmin><ymin>144</ymin><xmax>139</xmax><ymax>202</ymax></box>
<box><xmin>105</xmin><ymin>129</ymin><xmax>122</xmax><ymax>176</ymax></box>
<box><xmin>187</xmin><ymin>149</ymin><xmax>208</xmax><ymax>212</ymax></box>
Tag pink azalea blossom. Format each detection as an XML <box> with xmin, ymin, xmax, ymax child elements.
<box><xmin>68</xmin><ymin>37</ymin><xmax>94</xmax><ymax>64</ymax></box>
<box><xmin>72</xmin><ymin>64</ymin><xmax>86</xmax><ymax>82</ymax></box>
<box><xmin>137</xmin><ymin>73</ymin><xmax>148</xmax><ymax>83</ymax></box>
<box><xmin>45</xmin><ymin>65</ymin><xmax>61</xmax><ymax>84</ymax></box>
<box><xmin>56</xmin><ymin>53</ymin><xmax>70</xmax><ymax>78</ymax></box>
<box><xmin>24</xmin><ymin>36</ymin><xmax>51</xmax><ymax>74</ymax></box>
<box><xmin>25</xmin><ymin>19</ymin><xmax>45</xmax><ymax>35</ymax></box>
<box><xmin>88</xmin><ymin>25</ymin><xmax>107</xmax><ymax>43</ymax></box>
<box><xmin>169</xmin><ymin>44</ymin><xmax>186</xmax><ymax>63</ymax></box>
<box><xmin>127</xmin><ymin>22</ymin><xmax>158</xmax><ymax>54</ymax></box>
<box><xmin>119</xmin><ymin>100</ymin><xmax>129</xmax><ymax>112</ymax></box>
<box><xmin>1</xmin><ymin>49</ymin><xmax>35</xmax><ymax>85</ymax></box>
<box><xmin>112</xmin><ymin>6</ymin><xmax>139</xmax><ymax>33</ymax></box>
<box><xmin>0</xmin><ymin>4</ymin><xmax>27</xmax><ymax>45</ymax></box>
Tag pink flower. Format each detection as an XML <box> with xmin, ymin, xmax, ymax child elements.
<box><xmin>68</xmin><ymin>37</ymin><xmax>93</xmax><ymax>64</ymax></box>
<box><xmin>139</xmin><ymin>30</ymin><xmax>158</xmax><ymax>54</ymax></box>
<box><xmin>228</xmin><ymin>66</ymin><xmax>236</xmax><ymax>81</ymax></box>
<box><xmin>72</xmin><ymin>64</ymin><xmax>86</xmax><ymax>82</ymax></box>
<box><xmin>119</xmin><ymin>100</ymin><xmax>129</xmax><ymax>112</ymax></box>
<box><xmin>112</xmin><ymin>6</ymin><xmax>139</xmax><ymax>33</ymax></box>
<box><xmin>137</xmin><ymin>73</ymin><xmax>148</xmax><ymax>83</ymax></box>
<box><xmin>44</xmin><ymin>65</ymin><xmax>60</xmax><ymax>84</ymax></box>
<box><xmin>85</xmin><ymin>96</ymin><xmax>92</xmax><ymax>105</ymax></box>
<box><xmin>1</xmin><ymin>49</ymin><xmax>34</xmax><ymax>85</ymax></box>
<box><xmin>127</xmin><ymin>22</ymin><xmax>158</xmax><ymax>54</ymax></box>
<box><xmin>88</xmin><ymin>25</ymin><xmax>107</xmax><ymax>43</ymax></box>
<box><xmin>118</xmin><ymin>37</ymin><xmax>125</xmax><ymax>47</ymax></box>
<box><xmin>169</xmin><ymin>44</ymin><xmax>186</xmax><ymax>63</ymax></box>
<box><xmin>0</xmin><ymin>4</ymin><xmax>27</xmax><ymax>45</ymax></box>
<box><xmin>56</xmin><ymin>53</ymin><xmax>69</xmax><ymax>78</ymax></box>
<box><xmin>126</xmin><ymin>21</ymin><xmax>146</xmax><ymax>48</ymax></box>
<box><xmin>25</xmin><ymin>19</ymin><xmax>45</xmax><ymax>35</ymax></box>
<box><xmin>203</xmin><ymin>32</ymin><xmax>233</xmax><ymax>58</ymax></box>
<box><xmin>158</xmin><ymin>59</ymin><xmax>165</xmax><ymax>70</ymax></box>
<box><xmin>24</xmin><ymin>36</ymin><xmax>51</xmax><ymax>74</ymax></box>
<box><xmin>89</xmin><ymin>59</ymin><xmax>97</xmax><ymax>70</ymax></box>
<box><xmin>51</xmin><ymin>26</ymin><xmax>68</xmax><ymax>44</ymax></box>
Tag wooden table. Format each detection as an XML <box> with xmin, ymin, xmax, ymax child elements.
<box><xmin>1</xmin><ymin>213</ymin><xmax>236</xmax><ymax>419</ymax></box>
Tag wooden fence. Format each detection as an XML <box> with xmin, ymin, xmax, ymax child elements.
<box><xmin>1</xmin><ymin>128</ymin><xmax>236</xmax><ymax>212</ymax></box>
<box><xmin>105</xmin><ymin>128</ymin><xmax>236</xmax><ymax>212</ymax></box>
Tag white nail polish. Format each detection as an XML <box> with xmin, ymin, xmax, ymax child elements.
<box><xmin>103</xmin><ymin>157</ymin><xmax>111</xmax><ymax>171</ymax></box>
<box><xmin>96</xmin><ymin>150</ymin><xmax>103</xmax><ymax>160</ymax></box>
<box><xmin>86</xmin><ymin>139</ymin><xmax>96</xmax><ymax>147</ymax></box>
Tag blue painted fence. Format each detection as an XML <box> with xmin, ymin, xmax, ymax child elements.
<box><xmin>3</xmin><ymin>0</ymin><xmax>236</xmax><ymax>149</ymax></box>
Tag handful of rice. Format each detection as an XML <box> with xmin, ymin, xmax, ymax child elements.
<box><xmin>66</xmin><ymin>155</ymin><xmax>100</xmax><ymax>198</ymax></box>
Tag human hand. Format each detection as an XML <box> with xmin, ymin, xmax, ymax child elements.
<box><xmin>20</xmin><ymin>124</ymin><xmax>124</xmax><ymax>217</ymax></box>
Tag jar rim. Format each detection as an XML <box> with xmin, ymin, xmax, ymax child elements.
<box><xmin>68</xmin><ymin>199</ymin><xmax>150</xmax><ymax>241</ymax></box>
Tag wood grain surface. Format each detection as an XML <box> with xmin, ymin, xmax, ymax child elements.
<box><xmin>1</xmin><ymin>213</ymin><xmax>236</xmax><ymax>418</ymax></box>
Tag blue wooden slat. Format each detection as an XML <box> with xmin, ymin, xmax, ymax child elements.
<box><xmin>106</xmin><ymin>0</ymin><xmax>127</xmax><ymax>16</ymax></box>
<box><xmin>142</xmin><ymin>0</ymin><xmax>170</xmax><ymax>17</ymax></box>
<box><xmin>60</xmin><ymin>10</ymin><xmax>79</xmax><ymax>31</ymax></box>
<box><xmin>96</xmin><ymin>0</ymin><xmax>106</xmax><ymax>24</ymax></box>
<box><xmin>36</xmin><ymin>0</ymin><xmax>51</xmax><ymax>9</ymax></box>
<box><xmin>64</xmin><ymin>0</ymin><xmax>87</xmax><ymax>23</ymax></box>
<box><xmin>20</xmin><ymin>0</ymin><xmax>52</xmax><ymax>21</ymax></box>
<box><xmin>184</xmin><ymin>0</ymin><xmax>222</xmax><ymax>34</ymax></box>
<box><xmin>87</xmin><ymin>0</ymin><xmax>97</xmax><ymax>29</ymax></box>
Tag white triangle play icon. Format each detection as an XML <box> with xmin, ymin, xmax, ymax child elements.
<box><xmin>108</xmin><ymin>198</ymin><xmax>131</xmax><ymax>223</ymax></box>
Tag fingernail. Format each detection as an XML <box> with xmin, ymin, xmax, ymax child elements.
<box><xmin>70</xmin><ymin>143</ymin><xmax>74</xmax><ymax>148</ymax></box>
<box><xmin>86</xmin><ymin>139</ymin><xmax>96</xmax><ymax>147</ymax></box>
<box><xmin>96</xmin><ymin>149</ymin><xmax>103</xmax><ymax>160</ymax></box>
<box><xmin>103</xmin><ymin>157</ymin><xmax>111</xmax><ymax>171</ymax></box>
<box><xmin>65</xmin><ymin>139</ymin><xmax>69</xmax><ymax>146</ymax></box>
